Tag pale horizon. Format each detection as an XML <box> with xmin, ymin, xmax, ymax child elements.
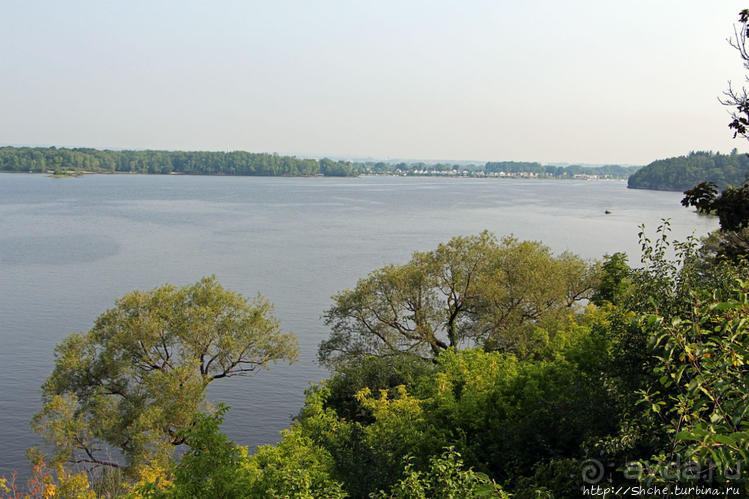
<box><xmin>2</xmin><ymin>0</ymin><xmax>748</xmax><ymax>165</ymax></box>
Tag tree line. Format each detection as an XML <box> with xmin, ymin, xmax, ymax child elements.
<box><xmin>628</xmin><ymin>149</ymin><xmax>749</xmax><ymax>191</ymax></box>
<box><xmin>0</xmin><ymin>146</ymin><xmax>360</xmax><ymax>177</ymax></box>
<box><xmin>0</xmin><ymin>146</ymin><xmax>642</xmax><ymax>180</ymax></box>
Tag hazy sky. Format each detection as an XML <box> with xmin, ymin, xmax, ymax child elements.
<box><xmin>1</xmin><ymin>1</ymin><xmax>748</xmax><ymax>164</ymax></box>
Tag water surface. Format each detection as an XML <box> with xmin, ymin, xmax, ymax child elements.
<box><xmin>0</xmin><ymin>174</ymin><xmax>716</xmax><ymax>476</ymax></box>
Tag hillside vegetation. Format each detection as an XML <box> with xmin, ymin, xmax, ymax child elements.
<box><xmin>628</xmin><ymin>150</ymin><xmax>749</xmax><ymax>191</ymax></box>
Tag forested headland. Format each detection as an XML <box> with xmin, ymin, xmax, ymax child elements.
<box><xmin>627</xmin><ymin>150</ymin><xmax>749</xmax><ymax>191</ymax></box>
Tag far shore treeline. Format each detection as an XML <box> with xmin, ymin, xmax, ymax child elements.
<box><xmin>0</xmin><ymin>146</ymin><xmax>639</xmax><ymax>179</ymax></box>
<box><xmin>4</xmin><ymin>146</ymin><xmax>749</xmax><ymax>190</ymax></box>
<box><xmin>0</xmin><ymin>146</ymin><xmax>359</xmax><ymax>177</ymax></box>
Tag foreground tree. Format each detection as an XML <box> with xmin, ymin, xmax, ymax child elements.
<box><xmin>638</xmin><ymin>279</ymin><xmax>749</xmax><ymax>488</ymax></box>
<box><xmin>319</xmin><ymin>232</ymin><xmax>598</xmax><ymax>368</ymax></box>
<box><xmin>682</xmin><ymin>181</ymin><xmax>749</xmax><ymax>259</ymax></box>
<box><xmin>135</xmin><ymin>404</ymin><xmax>347</xmax><ymax>498</ymax></box>
<box><xmin>31</xmin><ymin>277</ymin><xmax>299</xmax><ymax>476</ymax></box>
<box><xmin>372</xmin><ymin>448</ymin><xmax>509</xmax><ymax>498</ymax></box>
<box><xmin>682</xmin><ymin>181</ymin><xmax>749</xmax><ymax>233</ymax></box>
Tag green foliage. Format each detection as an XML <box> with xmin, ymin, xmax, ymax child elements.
<box><xmin>0</xmin><ymin>146</ymin><xmax>360</xmax><ymax>176</ymax></box>
<box><xmin>572</xmin><ymin>306</ymin><xmax>668</xmax><ymax>474</ymax></box>
<box><xmin>0</xmin><ymin>146</ymin><xmax>638</xmax><ymax>179</ymax></box>
<box><xmin>322</xmin><ymin>354</ymin><xmax>436</xmax><ymax>423</ymax></box>
<box><xmin>682</xmin><ymin>181</ymin><xmax>721</xmax><ymax>215</ymax></box>
<box><xmin>0</xmin><ymin>460</ymin><xmax>97</xmax><ymax>499</ymax></box>
<box><xmin>127</xmin><ymin>224</ymin><xmax>743</xmax><ymax>498</ymax></box>
<box><xmin>420</xmin><ymin>349</ymin><xmax>616</xmax><ymax>481</ymax></box>
<box><xmin>682</xmin><ymin>180</ymin><xmax>749</xmax><ymax>233</ymax></box>
<box><xmin>293</xmin><ymin>382</ymin><xmax>440</xmax><ymax>497</ymax></box>
<box><xmin>244</xmin><ymin>425</ymin><xmax>346</xmax><ymax>499</ymax></box>
<box><xmin>511</xmin><ymin>459</ymin><xmax>586</xmax><ymax>499</ymax></box>
<box><xmin>372</xmin><ymin>448</ymin><xmax>509</xmax><ymax>498</ymax></box>
<box><xmin>591</xmin><ymin>252</ymin><xmax>632</xmax><ymax>306</ymax></box>
<box><xmin>153</xmin><ymin>405</ymin><xmax>250</xmax><ymax>498</ymax></box>
<box><xmin>623</xmin><ymin>221</ymin><xmax>701</xmax><ymax>318</ymax></box>
<box><xmin>682</xmin><ymin>181</ymin><xmax>749</xmax><ymax>260</ymax></box>
<box><xmin>294</xmin><ymin>342</ymin><xmax>622</xmax><ymax>496</ymax></box>
<box><xmin>639</xmin><ymin>280</ymin><xmax>749</xmax><ymax>483</ymax></box>
<box><xmin>319</xmin><ymin>157</ymin><xmax>358</xmax><ymax>177</ymax></box>
<box><xmin>304</xmin><ymin>221</ymin><xmax>743</xmax><ymax>497</ymax></box>
<box><xmin>700</xmin><ymin>227</ymin><xmax>749</xmax><ymax>262</ymax></box>
<box><xmin>136</xmin><ymin>404</ymin><xmax>345</xmax><ymax>499</ymax></box>
<box><xmin>31</xmin><ymin>277</ymin><xmax>299</xmax><ymax>475</ymax></box>
<box><xmin>627</xmin><ymin>150</ymin><xmax>749</xmax><ymax>191</ymax></box>
<box><xmin>320</xmin><ymin>231</ymin><xmax>599</xmax><ymax>368</ymax></box>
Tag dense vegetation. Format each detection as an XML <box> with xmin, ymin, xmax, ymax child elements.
<box><xmin>29</xmin><ymin>278</ymin><xmax>298</xmax><ymax>476</ymax></box>
<box><xmin>319</xmin><ymin>233</ymin><xmax>598</xmax><ymax>367</ymax></box>
<box><xmin>147</xmin><ymin>227</ymin><xmax>746</xmax><ymax>498</ymax></box>
<box><xmin>0</xmin><ymin>146</ymin><xmax>360</xmax><ymax>176</ymax></box>
<box><xmin>4</xmin><ymin>218</ymin><xmax>747</xmax><ymax>498</ymax></box>
<box><xmin>682</xmin><ymin>180</ymin><xmax>749</xmax><ymax>260</ymax></box>
<box><xmin>627</xmin><ymin>150</ymin><xmax>749</xmax><ymax>191</ymax></box>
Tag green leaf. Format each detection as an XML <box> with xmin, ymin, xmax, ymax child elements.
<box><xmin>676</xmin><ymin>431</ymin><xmax>700</xmax><ymax>442</ymax></box>
<box><xmin>711</xmin><ymin>434</ymin><xmax>736</xmax><ymax>447</ymax></box>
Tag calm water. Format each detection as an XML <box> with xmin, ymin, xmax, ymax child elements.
<box><xmin>0</xmin><ymin>174</ymin><xmax>716</xmax><ymax>476</ymax></box>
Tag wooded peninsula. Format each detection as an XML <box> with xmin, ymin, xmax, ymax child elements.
<box><xmin>628</xmin><ymin>150</ymin><xmax>749</xmax><ymax>191</ymax></box>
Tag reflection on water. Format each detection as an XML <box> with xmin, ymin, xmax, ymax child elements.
<box><xmin>0</xmin><ymin>234</ymin><xmax>120</xmax><ymax>265</ymax></box>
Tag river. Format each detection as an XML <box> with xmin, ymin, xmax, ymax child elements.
<box><xmin>0</xmin><ymin>174</ymin><xmax>716</xmax><ymax>476</ymax></box>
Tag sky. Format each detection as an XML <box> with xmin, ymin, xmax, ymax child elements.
<box><xmin>1</xmin><ymin>0</ymin><xmax>748</xmax><ymax>165</ymax></box>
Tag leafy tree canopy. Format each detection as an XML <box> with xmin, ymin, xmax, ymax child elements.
<box><xmin>682</xmin><ymin>181</ymin><xmax>749</xmax><ymax>259</ymax></box>
<box><xmin>639</xmin><ymin>279</ymin><xmax>749</xmax><ymax>481</ymax></box>
<box><xmin>31</xmin><ymin>277</ymin><xmax>299</xmax><ymax>476</ymax></box>
<box><xmin>628</xmin><ymin>150</ymin><xmax>749</xmax><ymax>191</ymax></box>
<box><xmin>319</xmin><ymin>231</ymin><xmax>599</xmax><ymax>369</ymax></box>
<box><xmin>682</xmin><ymin>181</ymin><xmax>749</xmax><ymax>232</ymax></box>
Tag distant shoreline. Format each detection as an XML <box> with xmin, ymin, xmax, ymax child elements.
<box><xmin>0</xmin><ymin>169</ymin><xmax>629</xmax><ymax>182</ymax></box>
<box><xmin>0</xmin><ymin>146</ymin><xmax>637</xmax><ymax>180</ymax></box>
